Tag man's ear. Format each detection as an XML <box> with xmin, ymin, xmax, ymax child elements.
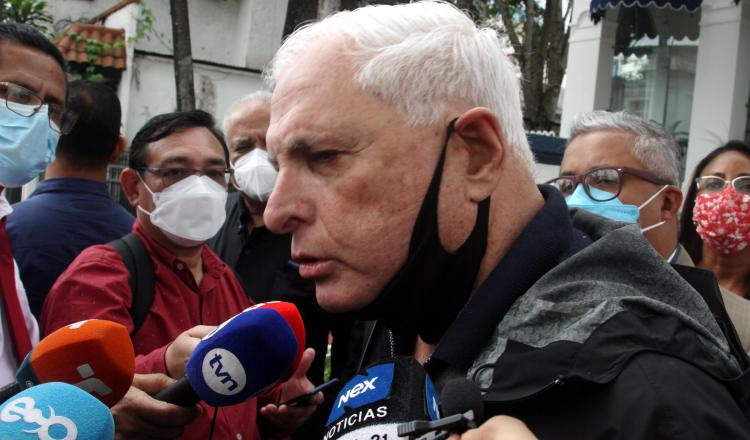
<box><xmin>120</xmin><ymin>168</ymin><xmax>141</xmax><ymax>208</ymax></box>
<box><xmin>110</xmin><ymin>137</ymin><xmax>126</xmax><ymax>164</ymax></box>
<box><xmin>453</xmin><ymin>107</ymin><xmax>505</xmax><ymax>202</ymax></box>
<box><xmin>660</xmin><ymin>186</ymin><xmax>683</xmax><ymax>221</ymax></box>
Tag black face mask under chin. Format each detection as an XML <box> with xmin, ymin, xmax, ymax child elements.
<box><xmin>357</xmin><ymin>119</ymin><xmax>490</xmax><ymax>344</ymax></box>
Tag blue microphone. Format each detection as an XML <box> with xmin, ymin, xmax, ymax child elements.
<box><xmin>324</xmin><ymin>356</ymin><xmax>440</xmax><ymax>440</ymax></box>
<box><xmin>154</xmin><ymin>305</ymin><xmax>299</xmax><ymax>407</ymax></box>
<box><xmin>0</xmin><ymin>382</ymin><xmax>114</xmax><ymax>439</ymax></box>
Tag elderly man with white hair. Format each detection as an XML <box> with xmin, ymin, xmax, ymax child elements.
<box><xmin>262</xmin><ymin>1</ymin><xmax>750</xmax><ymax>438</ymax></box>
<box><xmin>210</xmin><ymin>91</ymin><xmax>355</xmax><ymax>395</ymax></box>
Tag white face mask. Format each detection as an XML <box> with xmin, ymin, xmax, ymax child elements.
<box><xmin>232</xmin><ymin>149</ymin><xmax>277</xmax><ymax>202</ymax></box>
<box><xmin>138</xmin><ymin>174</ymin><xmax>228</xmax><ymax>247</ymax></box>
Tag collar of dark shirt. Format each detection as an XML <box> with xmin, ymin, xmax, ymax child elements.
<box><xmin>29</xmin><ymin>178</ymin><xmax>112</xmax><ymax>199</ymax></box>
<box><xmin>132</xmin><ymin>221</ymin><xmax>227</xmax><ymax>291</ymax></box>
<box><xmin>428</xmin><ymin>185</ymin><xmax>592</xmax><ymax>373</ymax></box>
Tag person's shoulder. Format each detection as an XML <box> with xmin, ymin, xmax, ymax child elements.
<box><xmin>613</xmin><ymin>351</ymin><xmax>750</xmax><ymax>437</ymax></box>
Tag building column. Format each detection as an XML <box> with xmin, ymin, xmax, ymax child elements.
<box><xmin>105</xmin><ymin>2</ymin><xmax>141</xmax><ymax>134</ymax></box>
<box><xmin>685</xmin><ymin>0</ymin><xmax>750</xmax><ymax>187</ymax></box>
<box><xmin>559</xmin><ymin>5</ymin><xmax>618</xmax><ymax>137</ymax></box>
<box><xmin>235</xmin><ymin>0</ymin><xmax>289</xmax><ymax>71</ymax></box>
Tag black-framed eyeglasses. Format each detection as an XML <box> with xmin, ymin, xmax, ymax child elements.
<box><xmin>138</xmin><ymin>167</ymin><xmax>234</xmax><ymax>188</ymax></box>
<box><xmin>545</xmin><ymin>166</ymin><xmax>671</xmax><ymax>201</ymax></box>
<box><xmin>695</xmin><ymin>176</ymin><xmax>750</xmax><ymax>195</ymax></box>
<box><xmin>0</xmin><ymin>81</ymin><xmax>77</xmax><ymax>135</ymax></box>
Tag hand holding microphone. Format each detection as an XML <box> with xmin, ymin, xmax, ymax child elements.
<box><xmin>154</xmin><ymin>301</ymin><xmax>304</xmax><ymax>407</ymax></box>
<box><xmin>165</xmin><ymin>325</ymin><xmax>216</xmax><ymax>379</ymax></box>
<box><xmin>446</xmin><ymin>416</ymin><xmax>538</xmax><ymax>440</ymax></box>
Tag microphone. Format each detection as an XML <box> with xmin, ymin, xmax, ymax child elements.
<box><xmin>398</xmin><ymin>378</ymin><xmax>484</xmax><ymax>440</ymax></box>
<box><xmin>0</xmin><ymin>382</ymin><xmax>115</xmax><ymax>439</ymax></box>
<box><xmin>247</xmin><ymin>301</ymin><xmax>305</xmax><ymax>381</ymax></box>
<box><xmin>0</xmin><ymin>319</ymin><xmax>135</xmax><ymax>408</ymax></box>
<box><xmin>154</xmin><ymin>302</ymin><xmax>301</xmax><ymax>406</ymax></box>
<box><xmin>323</xmin><ymin>356</ymin><xmax>441</xmax><ymax>440</ymax></box>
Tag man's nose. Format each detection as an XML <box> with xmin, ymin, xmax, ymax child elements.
<box><xmin>263</xmin><ymin>169</ymin><xmax>313</xmax><ymax>235</ymax></box>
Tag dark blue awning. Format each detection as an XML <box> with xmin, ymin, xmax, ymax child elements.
<box><xmin>590</xmin><ymin>0</ymin><xmax>702</xmax><ymax>22</ymax></box>
<box><xmin>528</xmin><ymin>133</ymin><xmax>567</xmax><ymax>165</ymax></box>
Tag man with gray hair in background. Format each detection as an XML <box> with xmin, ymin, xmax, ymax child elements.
<box><xmin>550</xmin><ymin>110</ymin><xmax>750</xmax><ymax>351</ymax></box>
<box><xmin>261</xmin><ymin>1</ymin><xmax>750</xmax><ymax>438</ymax></box>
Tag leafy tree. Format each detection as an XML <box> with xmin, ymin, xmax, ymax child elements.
<box><xmin>1</xmin><ymin>0</ymin><xmax>53</xmax><ymax>33</ymax></box>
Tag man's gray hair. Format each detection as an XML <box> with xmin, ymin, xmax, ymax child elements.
<box><xmin>264</xmin><ymin>0</ymin><xmax>535</xmax><ymax>173</ymax></box>
<box><xmin>222</xmin><ymin>90</ymin><xmax>272</xmax><ymax>134</ymax></box>
<box><xmin>569</xmin><ymin>111</ymin><xmax>682</xmax><ymax>185</ymax></box>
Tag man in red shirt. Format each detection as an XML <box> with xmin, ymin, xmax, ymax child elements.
<box><xmin>43</xmin><ymin>110</ymin><xmax>320</xmax><ymax>439</ymax></box>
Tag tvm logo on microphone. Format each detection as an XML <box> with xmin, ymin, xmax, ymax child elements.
<box><xmin>201</xmin><ymin>348</ymin><xmax>247</xmax><ymax>396</ymax></box>
<box><xmin>1</xmin><ymin>396</ymin><xmax>77</xmax><ymax>440</ymax></box>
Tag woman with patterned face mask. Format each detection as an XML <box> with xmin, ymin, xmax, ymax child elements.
<box><xmin>680</xmin><ymin>141</ymin><xmax>750</xmax><ymax>299</ymax></box>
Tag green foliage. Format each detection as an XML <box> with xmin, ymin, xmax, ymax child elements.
<box><xmin>2</xmin><ymin>0</ymin><xmax>54</xmax><ymax>33</ymax></box>
<box><xmin>129</xmin><ymin>0</ymin><xmax>154</xmax><ymax>44</ymax></box>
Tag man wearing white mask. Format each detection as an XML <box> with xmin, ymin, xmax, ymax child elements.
<box><xmin>43</xmin><ymin>110</ymin><xmax>321</xmax><ymax>439</ymax></box>
<box><xmin>210</xmin><ymin>91</ymin><xmax>354</xmax><ymax>396</ymax></box>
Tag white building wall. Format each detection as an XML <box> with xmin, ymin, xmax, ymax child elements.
<box><xmin>123</xmin><ymin>54</ymin><xmax>265</xmax><ymax>140</ymax></box>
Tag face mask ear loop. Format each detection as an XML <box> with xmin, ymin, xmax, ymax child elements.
<box><xmin>136</xmin><ymin>171</ymin><xmax>158</xmax><ymax>217</ymax></box>
<box><xmin>638</xmin><ymin>184</ymin><xmax>669</xmax><ymax>210</ymax></box>
<box><xmin>641</xmin><ymin>220</ymin><xmax>666</xmax><ymax>234</ymax></box>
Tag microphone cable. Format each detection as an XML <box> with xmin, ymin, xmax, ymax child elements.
<box><xmin>208</xmin><ymin>405</ymin><xmax>219</xmax><ymax>440</ymax></box>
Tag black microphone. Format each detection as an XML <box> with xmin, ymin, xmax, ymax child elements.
<box><xmin>322</xmin><ymin>356</ymin><xmax>441</xmax><ymax>440</ymax></box>
<box><xmin>398</xmin><ymin>378</ymin><xmax>484</xmax><ymax>440</ymax></box>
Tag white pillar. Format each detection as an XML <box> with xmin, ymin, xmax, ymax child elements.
<box><xmin>235</xmin><ymin>0</ymin><xmax>290</xmax><ymax>71</ymax></box>
<box><xmin>685</xmin><ymin>0</ymin><xmax>750</xmax><ymax>187</ymax></box>
<box><xmin>559</xmin><ymin>6</ymin><xmax>618</xmax><ymax>137</ymax></box>
<box><xmin>105</xmin><ymin>3</ymin><xmax>141</xmax><ymax>135</ymax></box>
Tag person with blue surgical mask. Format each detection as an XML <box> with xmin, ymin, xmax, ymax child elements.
<box><xmin>0</xmin><ymin>22</ymin><xmax>70</xmax><ymax>390</ymax></box>
<box><xmin>548</xmin><ymin>111</ymin><xmax>685</xmax><ymax>262</ymax></box>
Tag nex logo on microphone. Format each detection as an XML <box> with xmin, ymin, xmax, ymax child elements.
<box><xmin>337</xmin><ymin>377</ymin><xmax>378</xmax><ymax>408</ymax></box>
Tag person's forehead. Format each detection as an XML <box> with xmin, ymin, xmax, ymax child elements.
<box><xmin>560</xmin><ymin>129</ymin><xmax>641</xmax><ymax>174</ymax></box>
<box><xmin>268</xmin><ymin>40</ymin><xmax>392</xmax><ymax>157</ymax></box>
<box><xmin>0</xmin><ymin>42</ymin><xmax>66</xmax><ymax>105</ymax></box>
<box><xmin>226</xmin><ymin>101</ymin><xmax>270</xmax><ymax>135</ymax></box>
<box><xmin>147</xmin><ymin>127</ymin><xmax>226</xmax><ymax>165</ymax></box>
<box><xmin>703</xmin><ymin>151</ymin><xmax>750</xmax><ymax>176</ymax></box>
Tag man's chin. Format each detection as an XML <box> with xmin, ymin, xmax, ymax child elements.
<box><xmin>315</xmin><ymin>284</ymin><xmax>378</xmax><ymax>314</ymax></box>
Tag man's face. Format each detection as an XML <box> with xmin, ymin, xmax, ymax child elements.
<box><xmin>134</xmin><ymin>126</ymin><xmax>227</xmax><ymax>238</ymax></box>
<box><xmin>559</xmin><ymin>129</ymin><xmax>665</xmax><ymax>229</ymax></box>
<box><xmin>226</xmin><ymin>100</ymin><xmax>271</xmax><ymax>165</ymax></box>
<box><xmin>264</xmin><ymin>42</ymin><xmax>445</xmax><ymax>312</ymax></box>
<box><xmin>0</xmin><ymin>42</ymin><xmax>66</xmax><ymax>124</ymax></box>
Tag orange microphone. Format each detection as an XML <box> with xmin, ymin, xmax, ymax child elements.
<box><xmin>0</xmin><ymin>319</ymin><xmax>135</xmax><ymax>407</ymax></box>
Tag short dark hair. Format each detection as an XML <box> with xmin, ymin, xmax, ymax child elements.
<box><xmin>55</xmin><ymin>80</ymin><xmax>121</xmax><ymax>169</ymax></box>
<box><xmin>129</xmin><ymin>110</ymin><xmax>229</xmax><ymax>170</ymax></box>
<box><xmin>679</xmin><ymin>140</ymin><xmax>750</xmax><ymax>262</ymax></box>
<box><xmin>0</xmin><ymin>23</ymin><xmax>67</xmax><ymax>73</ymax></box>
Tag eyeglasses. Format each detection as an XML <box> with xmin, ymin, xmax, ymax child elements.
<box><xmin>138</xmin><ymin>167</ymin><xmax>234</xmax><ymax>188</ymax></box>
<box><xmin>695</xmin><ymin>176</ymin><xmax>750</xmax><ymax>195</ymax></box>
<box><xmin>545</xmin><ymin>166</ymin><xmax>671</xmax><ymax>201</ymax></box>
<box><xmin>0</xmin><ymin>81</ymin><xmax>77</xmax><ymax>135</ymax></box>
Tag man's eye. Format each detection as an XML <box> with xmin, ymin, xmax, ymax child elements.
<box><xmin>163</xmin><ymin>168</ymin><xmax>189</xmax><ymax>179</ymax></box>
<box><xmin>309</xmin><ymin>150</ymin><xmax>339</xmax><ymax>164</ymax></box>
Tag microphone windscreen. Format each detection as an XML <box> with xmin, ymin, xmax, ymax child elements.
<box><xmin>0</xmin><ymin>382</ymin><xmax>114</xmax><ymax>439</ymax></box>
<box><xmin>439</xmin><ymin>378</ymin><xmax>484</xmax><ymax>423</ymax></box>
<box><xmin>186</xmin><ymin>306</ymin><xmax>299</xmax><ymax>406</ymax></box>
<box><xmin>18</xmin><ymin>319</ymin><xmax>135</xmax><ymax>407</ymax></box>
<box><xmin>324</xmin><ymin>356</ymin><xmax>440</xmax><ymax>440</ymax></box>
<box><xmin>248</xmin><ymin>301</ymin><xmax>305</xmax><ymax>380</ymax></box>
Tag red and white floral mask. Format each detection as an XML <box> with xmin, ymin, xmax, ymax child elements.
<box><xmin>693</xmin><ymin>186</ymin><xmax>750</xmax><ymax>255</ymax></box>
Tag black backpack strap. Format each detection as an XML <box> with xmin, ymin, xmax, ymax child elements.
<box><xmin>108</xmin><ymin>233</ymin><xmax>155</xmax><ymax>339</ymax></box>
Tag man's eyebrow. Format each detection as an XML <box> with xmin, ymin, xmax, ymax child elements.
<box><xmin>269</xmin><ymin>139</ymin><xmax>313</xmax><ymax>167</ymax></box>
<box><xmin>158</xmin><ymin>156</ymin><xmax>190</xmax><ymax>166</ymax></box>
